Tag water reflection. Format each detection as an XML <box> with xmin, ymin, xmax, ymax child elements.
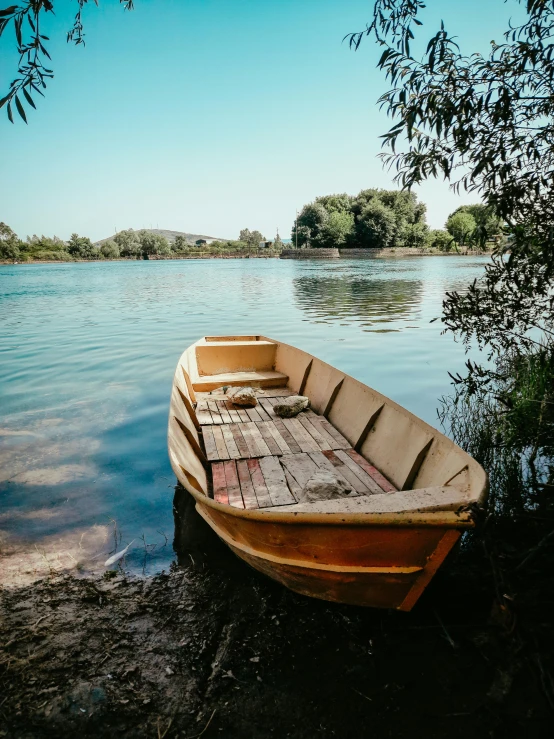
<box><xmin>293</xmin><ymin>272</ymin><xmax>423</xmax><ymax>330</ymax></box>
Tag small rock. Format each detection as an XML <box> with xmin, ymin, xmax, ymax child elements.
<box><xmin>302</xmin><ymin>470</ymin><xmax>354</xmax><ymax>502</ymax></box>
<box><xmin>273</xmin><ymin>395</ymin><xmax>309</xmax><ymax>418</ymax></box>
<box><xmin>228</xmin><ymin>387</ymin><xmax>257</xmax><ymax>407</ymax></box>
<box><xmin>165</xmin><ymin>667</ymin><xmax>174</xmax><ymax>676</ymax></box>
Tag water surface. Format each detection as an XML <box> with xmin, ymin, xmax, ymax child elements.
<box><xmin>0</xmin><ymin>256</ymin><xmax>487</xmax><ymax>582</ymax></box>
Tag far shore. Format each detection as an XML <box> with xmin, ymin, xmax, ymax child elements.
<box><xmin>1</xmin><ymin>247</ymin><xmax>490</xmax><ymax>266</ymax></box>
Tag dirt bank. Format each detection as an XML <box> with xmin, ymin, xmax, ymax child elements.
<box><xmin>1</xmin><ymin>491</ymin><xmax>552</xmax><ymax>738</ymax></box>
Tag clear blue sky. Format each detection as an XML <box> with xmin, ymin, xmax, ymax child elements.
<box><xmin>0</xmin><ymin>0</ymin><xmax>524</xmax><ymax>242</ymax></box>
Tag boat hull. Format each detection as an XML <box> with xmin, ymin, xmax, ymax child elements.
<box><xmin>194</xmin><ymin>495</ymin><xmax>461</xmax><ymax>610</ymax></box>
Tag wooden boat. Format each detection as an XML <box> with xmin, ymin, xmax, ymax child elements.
<box><xmin>168</xmin><ymin>335</ymin><xmax>487</xmax><ymax>610</ymax></box>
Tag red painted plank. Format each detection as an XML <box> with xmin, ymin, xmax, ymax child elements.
<box><xmin>212</xmin><ymin>462</ymin><xmax>229</xmax><ymax>504</ymax></box>
<box><xmin>247</xmin><ymin>459</ymin><xmax>273</xmax><ymax>508</ymax></box>
<box><xmin>224</xmin><ymin>460</ymin><xmax>244</xmax><ymax>508</ymax></box>
<box><xmin>345</xmin><ymin>449</ymin><xmax>398</xmax><ymax>492</ymax></box>
<box><xmin>237</xmin><ymin>460</ymin><xmax>259</xmax><ymax>509</ymax></box>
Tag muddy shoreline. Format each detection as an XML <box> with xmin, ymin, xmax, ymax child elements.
<box><xmin>1</xmin><ymin>490</ymin><xmax>552</xmax><ymax>738</ymax></box>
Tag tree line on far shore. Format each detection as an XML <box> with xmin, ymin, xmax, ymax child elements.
<box><xmin>292</xmin><ymin>189</ymin><xmax>503</xmax><ymax>251</ymax></box>
<box><xmin>0</xmin><ymin>225</ymin><xmax>283</xmax><ymax>262</ymax></box>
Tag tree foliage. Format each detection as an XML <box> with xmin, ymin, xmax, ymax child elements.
<box><xmin>292</xmin><ymin>188</ymin><xmax>427</xmax><ymax>248</ymax></box>
<box><xmin>239</xmin><ymin>228</ymin><xmax>265</xmax><ymax>247</ymax></box>
<box><xmin>348</xmin><ymin>0</ymin><xmax>554</xmax><ymax>390</ymax></box>
<box><xmin>0</xmin><ymin>1</ymin><xmax>134</xmax><ymax>123</ymax></box>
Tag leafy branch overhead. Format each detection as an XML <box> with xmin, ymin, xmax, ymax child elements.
<box><xmin>0</xmin><ymin>1</ymin><xmax>134</xmax><ymax>123</ymax></box>
<box><xmin>347</xmin><ymin>1</ymin><xmax>554</xmax><ymax>390</ymax></box>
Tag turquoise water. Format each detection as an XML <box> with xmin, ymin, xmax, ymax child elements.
<box><xmin>0</xmin><ymin>256</ymin><xmax>487</xmax><ymax>580</ymax></box>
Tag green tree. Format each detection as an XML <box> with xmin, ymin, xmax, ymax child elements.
<box><xmin>113</xmin><ymin>229</ymin><xmax>141</xmax><ymax>258</ymax></box>
<box><xmin>445</xmin><ymin>212</ymin><xmax>476</xmax><ymax>247</ymax></box>
<box><xmin>273</xmin><ymin>232</ymin><xmax>283</xmax><ymax>249</ymax></box>
<box><xmin>355</xmin><ymin>200</ymin><xmax>396</xmax><ymax>249</ymax></box>
<box><xmin>67</xmin><ymin>233</ymin><xmax>97</xmax><ymax>259</ymax></box>
<box><xmin>0</xmin><ymin>221</ymin><xmax>21</xmax><ymax>260</ymax></box>
<box><xmin>100</xmin><ymin>240</ymin><xmax>120</xmax><ymax>259</ymax></box>
<box><xmin>173</xmin><ymin>235</ymin><xmax>189</xmax><ymax>252</ymax></box>
<box><xmin>314</xmin><ymin>210</ymin><xmax>355</xmax><ymax>248</ymax></box>
<box><xmin>427</xmin><ymin>229</ymin><xmax>455</xmax><ymax>252</ymax></box>
<box><xmin>239</xmin><ymin>229</ymin><xmax>265</xmax><ymax>247</ymax></box>
<box><xmin>137</xmin><ymin>230</ymin><xmax>171</xmax><ymax>257</ymax></box>
<box><xmin>399</xmin><ymin>221</ymin><xmax>429</xmax><ymax>249</ymax></box>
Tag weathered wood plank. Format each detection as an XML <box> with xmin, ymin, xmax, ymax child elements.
<box><xmin>258</xmin><ymin>398</ymin><xmax>276</xmax><ymax>418</ymax></box>
<box><xmin>212</xmin><ymin>425</ymin><xmax>230</xmax><ymax>460</ymax></box>
<box><xmin>315</xmin><ymin>416</ymin><xmax>351</xmax><ymax>449</ymax></box>
<box><xmin>197</xmin><ymin>409</ymin><xmax>213</xmax><ymax>426</ymax></box>
<box><xmin>282</xmin><ymin>418</ymin><xmax>320</xmax><ymax>453</ymax></box>
<box><xmin>259</xmin><ymin>456</ymin><xmax>296</xmax><ymax>506</ymax></box>
<box><xmin>240</xmin><ymin>422</ymin><xmax>262</xmax><ymax>458</ymax></box>
<box><xmin>297</xmin><ymin>415</ymin><xmax>332</xmax><ymax>451</ymax></box>
<box><xmin>272</xmin><ymin>418</ymin><xmax>302</xmax><ymax>454</ymax></box>
<box><xmin>334</xmin><ymin>449</ymin><xmax>385</xmax><ymax>495</ymax></box>
<box><xmin>256</xmin><ymin>404</ymin><xmax>272</xmax><ymax>422</ymax></box>
<box><xmin>283</xmin><ymin>468</ymin><xmax>304</xmax><ymax>502</ymax></box>
<box><xmin>259</xmin><ymin>387</ymin><xmax>294</xmax><ymax>397</ymax></box>
<box><xmin>207</xmin><ymin>400</ymin><xmax>223</xmax><ymax>425</ymax></box>
<box><xmin>212</xmin><ymin>462</ymin><xmax>228</xmax><ymax>504</ymax></box>
<box><xmin>300</xmin><ymin>415</ymin><xmax>337</xmax><ymax>448</ymax></box>
<box><xmin>345</xmin><ymin>449</ymin><xmax>398</xmax><ymax>493</ymax></box>
<box><xmin>255</xmin><ymin>422</ymin><xmax>282</xmax><ymax>455</ymax></box>
<box><xmin>230</xmin><ymin>424</ymin><xmax>251</xmax><ymax>458</ymax></box>
<box><xmin>236</xmin><ymin>460</ymin><xmax>259</xmax><ymax>509</ymax></box>
<box><xmin>280</xmin><ymin>453</ymin><xmax>318</xmax><ymax>488</ymax></box>
<box><xmin>265</xmin><ymin>421</ymin><xmax>292</xmax><ymax>454</ymax></box>
<box><xmin>224</xmin><ymin>460</ymin><xmax>244</xmax><ymax>508</ymax></box>
<box><xmin>224</xmin><ymin>401</ymin><xmax>242</xmax><ymax>424</ymax></box>
<box><xmin>246</xmin><ymin>422</ymin><xmax>272</xmax><ymax>456</ymax></box>
<box><xmin>202</xmin><ymin>426</ymin><xmax>219</xmax><ymax>461</ymax></box>
<box><xmin>245</xmin><ymin>407</ymin><xmax>263</xmax><ymax>423</ymax></box>
<box><xmin>237</xmin><ymin>408</ymin><xmax>250</xmax><ymax>423</ymax></box>
<box><xmin>217</xmin><ymin>402</ymin><xmax>233</xmax><ymax>425</ymax></box>
<box><xmin>221</xmin><ymin>424</ymin><xmax>241</xmax><ymax>459</ymax></box>
<box><xmin>320</xmin><ymin>449</ymin><xmax>370</xmax><ymax>494</ymax></box>
<box><xmin>309</xmin><ymin>451</ymin><xmax>362</xmax><ymax>495</ymax></box>
<box><xmin>247</xmin><ymin>459</ymin><xmax>273</xmax><ymax>507</ymax></box>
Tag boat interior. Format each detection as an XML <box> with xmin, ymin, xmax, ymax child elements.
<box><xmin>168</xmin><ymin>336</ymin><xmax>487</xmax><ymax>515</ymax></box>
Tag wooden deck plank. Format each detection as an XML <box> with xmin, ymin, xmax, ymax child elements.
<box><xmin>224</xmin><ymin>401</ymin><xmax>242</xmax><ymax>424</ymax></box>
<box><xmin>280</xmin><ymin>453</ymin><xmax>318</xmax><ymax>488</ymax></box>
<box><xmin>309</xmin><ymin>451</ymin><xmax>362</xmax><ymax>495</ymax></box>
<box><xmin>207</xmin><ymin>400</ymin><xmax>224</xmax><ymax>425</ymax></box>
<box><xmin>236</xmin><ymin>460</ymin><xmax>259</xmax><ymax>509</ymax></box>
<box><xmin>256</xmin><ymin>404</ymin><xmax>273</xmax><ymax>422</ymax></box>
<box><xmin>230</xmin><ymin>424</ymin><xmax>251</xmax><ymax>459</ymax></box>
<box><xmin>212</xmin><ymin>462</ymin><xmax>228</xmax><ymax>504</ymax></box>
<box><xmin>297</xmin><ymin>415</ymin><xmax>332</xmax><ymax>451</ymax></box>
<box><xmin>221</xmin><ymin>424</ymin><xmax>241</xmax><ymax>459</ymax></box>
<box><xmin>196</xmin><ymin>409</ymin><xmax>213</xmax><ymax>425</ymax></box>
<box><xmin>217</xmin><ymin>401</ymin><xmax>233</xmax><ymax>425</ymax></box>
<box><xmin>309</xmin><ymin>414</ymin><xmax>351</xmax><ymax>449</ymax></box>
<box><xmin>245</xmin><ymin>406</ymin><xmax>263</xmax><ymax>423</ymax></box>
<box><xmin>282</xmin><ymin>418</ymin><xmax>320</xmax><ymax>453</ymax></box>
<box><xmin>320</xmin><ymin>450</ymin><xmax>370</xmax><ymax>494</ymax></box>
<box><xmin>283</xmin><ymin>468</ymin><xmax>304</xmax><ymax>502</ymax></box>
<box><xmin>224</xmin><ymin>460</ymin><xmax>244</xmax><ymax>508</ymax></box>
<box><xmin>236</xmin><ymin>408</ymin><xmax>250</xmax><ymax>423</ymax></box>
<box><xmin>272</xmin><ymin>418</ymin><xmax>302</xmax><ymax>454</ymax></box>
<box><xmin>265</xmin><ymin>421</ymin><xmax>292</xmax><ymax>454</ymax></box>
<box><xmin>259</xmin><ymin>387</ymin><xmax>294</xmax><ymax>397</ymax></box>
<box><xmin>345</xmin><ymin>449</ymin><xmax>398</xmax><ymax>493</ymax></box>
<box><xmin>240</xmin><ymin>422</ymin><xmax>262</xmax><ymax>458</ymax></box>
<box><xmin>259</xmin><ymin>456</ymin><xmax>296</xmax><ymax>506</ymax></box>
<box><xmin>246</xmin><ymin>422</ymin><xmax>272</xmax><ymax>456</ymax></box>
<box><xmin>202</xmin><ymin>426</ymin><xmax>219</xmax><ymax>461</ymax></box>
<box><xmin>255</xmin><ymin>422</ymin><xmax>282</xmax><ymax>456</ymax></box>
<box><xmin>258</xmin><ymin>398</ymin><xmax>276</xmax><ymax>418</ymax></box>
<box><xmin>334</xmin><ymin>449</ymin><xmax>385</xmax><ymax>495</ymax></box>
<box><xmin>212</xmin><ymin>425</ymin><xmax>230</xmax><ymax>460</ymax></box>
<box><xmin>247</xmin><ymin>459</ymin><xmax>273</xmax><ymax>507</ymax></box>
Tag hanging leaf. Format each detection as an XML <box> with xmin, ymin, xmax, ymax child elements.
<box><xmin>14</xmin><ymin>94</ymin><xmax>27</xmax><ymax>123</ymax></box>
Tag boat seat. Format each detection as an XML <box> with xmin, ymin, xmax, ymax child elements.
<box><xmin>196</xmin><ymin>389</ymin><xmax>398</xmax><ymax>510</ymax></box>
<box><xmin>192</xmin><ymin>370</ymin><xmax>288</xmax><ymax>393</ymax></box>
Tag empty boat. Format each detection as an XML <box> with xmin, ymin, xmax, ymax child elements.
<box><xmin>168</xmin><ymin>335</ymin><xmax>487</xmax><ymax>610</ymax></box>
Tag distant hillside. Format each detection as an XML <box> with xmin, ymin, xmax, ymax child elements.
<box><xmin>94</xmin><ymin>228</ymin><xmax>228</xmax><ymax>246</ymax></box>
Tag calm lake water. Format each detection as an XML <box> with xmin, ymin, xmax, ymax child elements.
<box><xmin>0</xmin><ymin>256</ymin><xmax>488</xmax><ymax>582</ymax></box>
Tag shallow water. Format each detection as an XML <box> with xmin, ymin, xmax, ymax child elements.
<box><xmin>0</xmin><ymin>256</ymin><xmax>488</xmax><ymax>581</ymax></box>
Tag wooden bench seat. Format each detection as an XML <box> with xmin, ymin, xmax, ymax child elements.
<box><xmin>198</xmin><ymin>391</ymin><xmax>398</xmax><ymax>510</ymax></box>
